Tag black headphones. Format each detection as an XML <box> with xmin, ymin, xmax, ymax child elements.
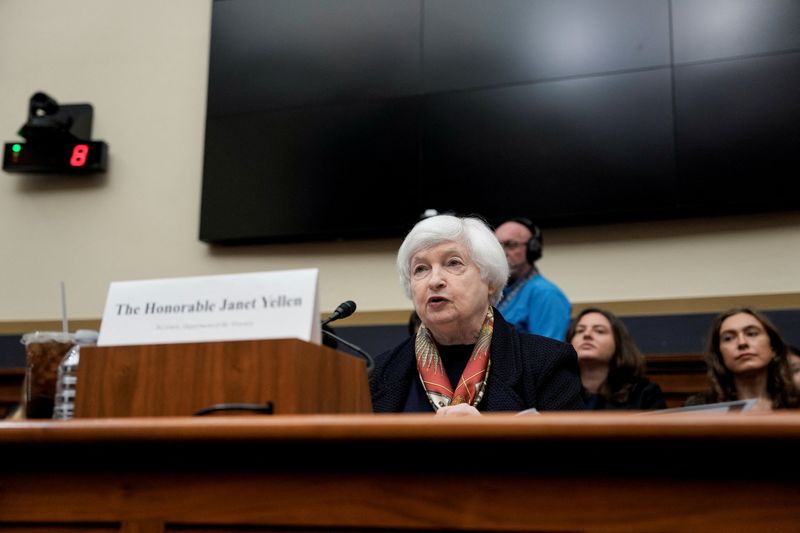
<box><xmin>509</xmin><ymin>217</ymin><xmax>542</xmax><ymax>264</ymax></box>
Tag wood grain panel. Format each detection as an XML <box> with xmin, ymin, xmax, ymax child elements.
<box><xmin>645</xmin><ymin>353</ymin><xmax>707</xmax><ymax>408</ymax></box>
<box><xmin>1</xmin><ymin>414</ymin><xmax>799</xmax><ymax>532</ymax></box>
<box><xmin>74</xmin><ymin>339</ymin><xmax>372</xmax><ymax>417</ymax></box>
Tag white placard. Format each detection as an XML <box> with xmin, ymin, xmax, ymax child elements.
<box><xmin>97</xmin><ymin>269</ymin><xmax>320</xmax><ymax>346</ymax></box>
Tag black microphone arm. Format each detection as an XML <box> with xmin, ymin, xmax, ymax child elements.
<box><xmin>321</xmin><ymin>300</ymin><xmax>357</xmax><ymax>326</ymax></box>
<box><xmin>321</xmin><ymin>328</ymin><xmax>375</xmax><ymax>376</ymax></box>
<box><xmin>320</xmin><ymin>300</ymin><xmax>374</xmax><ymax>375</ymax></box>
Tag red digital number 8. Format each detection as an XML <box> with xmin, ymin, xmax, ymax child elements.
<box><xmin>70</xmin><ymin>144</ymin><xmax>89</xmax><ymax>167</ymax></box>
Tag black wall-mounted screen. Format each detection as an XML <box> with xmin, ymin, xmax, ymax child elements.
<box><xmin>200</xmin><ymin>0</ymin><xmax>800</xmax><ymax>245</ymax></box>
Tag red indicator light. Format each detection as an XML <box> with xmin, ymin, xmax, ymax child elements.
<box><xmin>70</xmin><ymin>144</ymin><xmax>89</xmax><ymax>167</ymax></box>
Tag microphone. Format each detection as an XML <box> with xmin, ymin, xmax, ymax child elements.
<box><xmin>321</xmin><ymin>328</ymin><xmax>374</xmax><ymax>376</ymax></box>
<box><xmin>321</xmin><ymin>300</ymin><xmax>357</xmax><ymax>326</ymax></box>
<box><xmin>320</xmin><ymin>300</ymin><xmax>374</xmax><ymax>375</ymax></box>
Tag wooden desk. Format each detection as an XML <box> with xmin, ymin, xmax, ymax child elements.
<box><xmin>1</xmin><ymin>412</ymin><xmax>799</xmax><ymax>532</ymax></box>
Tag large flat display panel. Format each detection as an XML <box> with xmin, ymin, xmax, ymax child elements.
<box><xmin>206</xmin><ymin>0</ymin><xmax>422</xmax><ymax>114</ymax></box>
<box><xmin>671</xmin><ymin>0</ymin><xmax>800</xmax><ymax>63</ymax></box>
<box><xmin>201</xmin><ymin>0</ymin><xmax>800</xmax><ymax>245</ymax></box>
<box><xmin>674</xmin><ymin>52</ymin><xmax>800</xmax><ymax>213</ymax></box>
<box><xmin>421</xmin><ymin>68</ymin><xmax>676</xmax><ymax>225</ymax></box>
<box><xmin>670</xmin><ymin>0</ymin><xmax>800</xmax><ymax>216</ymax></box>
<box><xmin>202</xmin><ymin>97</ymin><xmax>422</xmax><ymax>243</ymax></box>
<box><xmin>423</xmin><ymin>0</ymin><xmax>670</xmax><ymax>91</ymax></box>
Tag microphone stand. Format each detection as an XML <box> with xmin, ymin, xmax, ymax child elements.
<box><xmin>321</xmin><ymin>328</ymin><xmax>374</xmax><ymax>376</ymax></box>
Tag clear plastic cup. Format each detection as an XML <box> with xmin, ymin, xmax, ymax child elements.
<box><xmin>20</xmin><ymin>331</ymin><xmax>76</xmax><ymax>419</ymax></box>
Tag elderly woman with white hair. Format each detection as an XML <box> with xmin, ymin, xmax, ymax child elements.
<box><xmin>370</xmin><ymin>214</ymin><xmax>585</xmax><ymax>415</ymax></box>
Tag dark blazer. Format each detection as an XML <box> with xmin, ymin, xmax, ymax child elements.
<box><xmin>369</xmin><ymin>309</ymin><xmax>585</xmax><ymax>412</ymax></box>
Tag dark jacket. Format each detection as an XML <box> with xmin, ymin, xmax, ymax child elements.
<box><xmin>584</xmin><ymin>378</ymin><xmax>667</xmax><ymax>410</ymax></box>
<box><xmin>369</xmin><ymin>309</ymin><xmax>585</xmax><ymax>412</ymax></box>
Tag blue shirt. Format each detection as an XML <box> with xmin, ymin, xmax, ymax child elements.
<box><xmin>497</xmin><ymin>272</ymin><xmax>571</xmax><ymax>341</ymax></box>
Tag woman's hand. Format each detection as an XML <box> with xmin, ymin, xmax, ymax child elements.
<box><xmin>435</xmin><ymin>403</ymin><xmax>481</xmax><ymax>417</ymax></box>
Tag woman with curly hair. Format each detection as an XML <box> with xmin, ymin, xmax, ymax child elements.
<box><xmin>686</xmin><ymin>307</ymin><xmax>799</xmax><ymax>410</ymax></box>
<box><xmin>567</xmin><ymin>307</ymin><xmax>666</xmax><ymax>410</ymax></box>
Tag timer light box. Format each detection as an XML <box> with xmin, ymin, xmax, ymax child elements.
<box><xmin>2</xmin><ymin>92</ymin><xmax>108</xmax><ymax>174</ymax></box>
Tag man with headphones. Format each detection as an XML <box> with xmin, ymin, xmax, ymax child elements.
<box><xmin>494</xmin><ymin>217</ymin><xmax>571</xmax><ymax>341</ymax></box>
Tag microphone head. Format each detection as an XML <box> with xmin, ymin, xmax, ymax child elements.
<box><xmin>322</xmin><ymin>300</ymin><xmax>357</xmax><ymax>325</ymax></box>
<box><xmin>336</xmin><ymin>300</ymin><xmax>357</xmax><ymax>320</ymax></box>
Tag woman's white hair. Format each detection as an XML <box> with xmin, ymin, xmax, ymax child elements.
<box><xmin>397</xmin><ymin>214</ymin><xmax>509</xmax><ymax>307</ymax></box>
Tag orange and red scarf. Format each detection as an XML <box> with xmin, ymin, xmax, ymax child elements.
<box><xmin>414</xmin><ymin>308</ymin><xmax>494</xmax><ymax>411</ymax></box>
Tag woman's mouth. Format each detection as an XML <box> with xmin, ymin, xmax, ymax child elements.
<box><xmin>427</xmin><ymin>296</ymin><xmax>449</xmax><ymax>309</ymax></box>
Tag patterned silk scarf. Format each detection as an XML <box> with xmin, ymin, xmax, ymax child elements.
<box><xmin>415</xmin><ymin>308</ymin><xmax>494</xmax><ymax>411</ymax></box>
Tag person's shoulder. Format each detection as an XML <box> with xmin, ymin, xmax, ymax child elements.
<box><xmin>518</xmin><ymin>330</ymin><xmax>570</xmax><ymax>348</ymax></box>
<box><xmin>493</xmin><ymin>307</ymin><xmax>562</xmax><ymax>343</ymax></box>
<box><xmin>512</xmin><ymin>330</ymin><xmax>584</xmax><ymax>410</ymax></box>
<box><xmin>516</xmin><ymin>329</ymin><xmax>576</xmax><ymax>363</ymax></box>
<box><xmin>497</xmin><ymin>309</ymin><xmax>566</xmax><ymax>345</ymax></box>
<box><xmin>372</xmin><ymin>336</ymin><xmax>415</xmax><ymax>377</ymax></box>
<box><xmin>528</xmin><ymin>272</ymin><xmax>559</xmax><ymax>289</ymax></box>
<box><xmin>527</xmin><ymin>273</ymin><xmax>569</xmax><ymax>299</ymax></box>
<box><xmin>375</xmin><ymin>336</ymin><xmax>414</xmax><ymax>360</ymax></box>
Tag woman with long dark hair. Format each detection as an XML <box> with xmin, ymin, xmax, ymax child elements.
<box><xmin>567</xmin><ymin>307</ymin><xmax>666</xmax><ymax>410</ymax></box>
<box><xmin>686</xmin><ymin>307</ymin><xmax>799</xmax><ymax>410</ymax></box>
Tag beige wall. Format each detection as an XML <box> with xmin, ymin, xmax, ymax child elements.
<box><xmin>1</xmin><ymin>0</ymin><xmax>799</xmax><ymax>327</ymax></box>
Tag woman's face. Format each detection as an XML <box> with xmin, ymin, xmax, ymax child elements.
<box><xmin>571</xmin><ymin>312</ymin><xmax>615</xmax><ymax>364</ymax></box>
<box><xmin>410</xmin><ymin>241</ymin><xmax>492</xmax><ymax>337</ymax></box>
<box><xmin>718</xmin><ymin>312</ymin><xmax>775</xmax><ymax>376</ymax></box>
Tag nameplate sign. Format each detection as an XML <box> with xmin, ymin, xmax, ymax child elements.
<box><xmin>97</xmin><ymin>269</ymin><xmax>320</xmax><ymax>346</ymax></box>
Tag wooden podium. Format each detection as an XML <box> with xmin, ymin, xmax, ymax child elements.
<box><xmin>74</xmin><ymin>338</ymin><xmax>372</xmax><ymax>417</ymax></box>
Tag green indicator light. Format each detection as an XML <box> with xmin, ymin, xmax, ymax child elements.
<box><xmin>12</xmin><ymin>144</ymin><xmax>22</xmax><ymax>153</ymax></box>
